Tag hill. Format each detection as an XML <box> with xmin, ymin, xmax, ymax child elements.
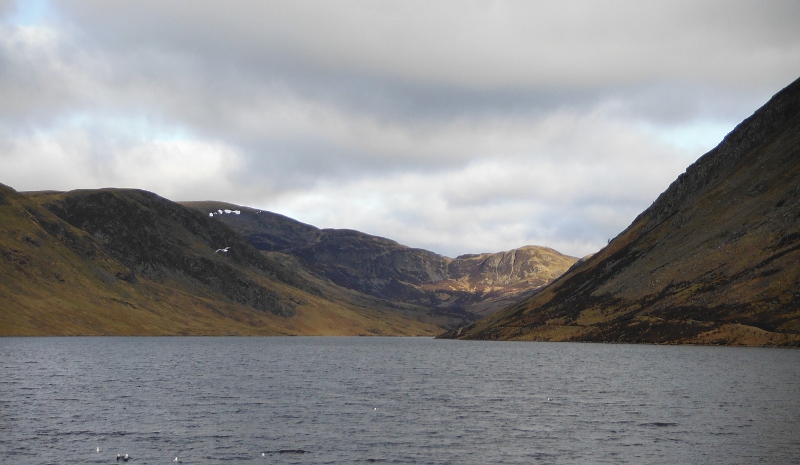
<box><xmin>0</xmin><ymin>186</ymin><xmax>448</xmax><ymax>336</ymax></box>
<box><xmin>441</xmin><ymin>77</ymin><xmax>800</xmax><ymax>347</ymax></box>
<box><xmin>182</xmin><ymin>201</ymin><xmax>577</xmax><ymax>316</ymax></box>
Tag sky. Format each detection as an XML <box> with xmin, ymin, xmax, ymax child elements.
<box><xmin>1</xmin><ymin>1</ymin><xmax>798</xmax><ymax>258</ymax></box>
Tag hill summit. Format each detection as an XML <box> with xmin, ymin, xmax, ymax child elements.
<box><xmin>442</xmin><ymin>77</ymin><xmax>800</xmax><ymax>346</ymax></box>
<box><xmin>1</xmin><ymin>184</ymin><xmax>574</xmax><ymax>336</ymax></box>
<box><xmin>0</xmin><ymin>186</ymin><xmax>445</xmax><ymax>336</ymax></box>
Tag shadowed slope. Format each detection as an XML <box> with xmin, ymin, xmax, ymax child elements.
<box><xmin>183</xmin><ymin>201</ymin><xmax>577</xmax><ymax>316</ymax></box>
<box><xmin>443</xmin><ymin>77</ymin><xmax>800</xmax><ymax>346</ymax></box>
<box><xmin>1</xmin><ymin>186</ymin><xmax>443</xmax><ymax>336</ymax></box>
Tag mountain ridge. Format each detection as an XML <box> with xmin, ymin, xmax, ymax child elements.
<box><xmin>182</xmin><ymin>200</ymin><xmax>577</xmax><ymax>316</ymax></box>
<box><xmin>441</xmin><ymin>76</ymin><xmax>800</xmax><ymax>346</ymax></box>
<box><xmin>0</xmin><ymin>185</ymin><xmax>447</xmax><ymax>336</ymax></box>
<box><xmin>2</xmin><ymin>185</ymin><xmax>574</xmax><ymax>336</ymax></box>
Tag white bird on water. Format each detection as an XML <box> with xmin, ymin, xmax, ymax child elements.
<box><xmin>214</xmin><ymin>246</ymin><xmax>231</xmax><ymax>254</ymax></box>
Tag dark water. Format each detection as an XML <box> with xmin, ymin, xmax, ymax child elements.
<box><xmin>1</xmin><ymin>337</ymin><xmax>798</xmax><ymax>464</ymax></box>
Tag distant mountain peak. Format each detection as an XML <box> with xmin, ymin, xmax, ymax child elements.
<box><xmin>183</xmin><ymin>201</ymin><xmax>577</xmax><ymax>318</ymax></box>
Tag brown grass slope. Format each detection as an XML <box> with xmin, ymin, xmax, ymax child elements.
<box><xmin>1</xmin><ymin>186</ymin><xmax>441</xmax><ymax>336</ymax></box>
<box><xmin>183</xmin><ymin>201</ymin><xmax>577</xmax><ymax>317</ymax></box>
<box><xmin>443</xmin><ymin>76</ymin><xmax>800</xmax><ymax>346</ymax></box>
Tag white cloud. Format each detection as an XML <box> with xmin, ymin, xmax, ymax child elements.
<box><xmin>2</xmin><ymin>128</ymin><xmax>96</xmax><ymax>190</ymax></box>
<box><xmin>105</xmin><ymin>139</ymin><xmax>244</xmax><ymax>201</ymax></box>
<box><xmin>2</xmin><ymin>125</ymin><xmax>244</xmax><ymax>201</ymax></box>
<box><xmin>263</xmin><ymin>108</ymin><xmax>697</xmax><ymax>257</ymax></box>
<box><xmin>1</xmin><ymin>1</ymin><xmax>798</xmax><ymax>257</ymax></box>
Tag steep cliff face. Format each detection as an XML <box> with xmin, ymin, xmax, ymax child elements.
<box><xmin>443</xmin><ymin>77</ymin><xmax>800</xmax><ymax>346</ymax></box>
<box><xmin>184</xmin><ymin>201</ymin><xmax>577</xmax><ymax>316</ymax></box>
<box><xmin>424</xmin><ymin>246</ymin><xmax>578</xmax><ymax>315</ymax></box>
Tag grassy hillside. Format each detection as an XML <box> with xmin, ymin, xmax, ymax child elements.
<box><xmin>0</xmin><ymin>185</ymin><xmax>443</xmax><ymax>336</ymax></box>
<box><xmin>443</xmin><ymin>77</ymin><xmax>800</xmax><ymax>347</ymax></box>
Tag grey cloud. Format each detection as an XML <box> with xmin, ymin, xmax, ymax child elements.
<box><xmin>12</xmin><ymin>0</ymin><xmax>797</xmax><ymax>141</ymax></box>
<box><xmin>0</xmin><ymin>25</ymin><xmax>74</xmax><ymax>126</ymax></box>
<box><xmin>0</xmin><ymin>0</ymin><xmax>16</xmax><ymax>18</ymax></box>
<box><xmin>56</xmin><ymin>1</ymin><xmax>800</xmax><ymax>93</ymax></box>
<box><xmin>2</xmin><ymin>0</ymin><xmax>798</xmax><ymax>257</ymax></box>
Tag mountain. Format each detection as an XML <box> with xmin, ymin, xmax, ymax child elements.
<box><xmin>0</xmin><ymin>186</ymin><xmax>447</xmax><ymax>336</ymax></box>
<box><xmin>182</xmin><ymin>201</ymin><xmax>577</xmax><ymax>316</ymax></box>
<box><xmin>442</xmin><ymin>77</ymin><xmax>800</xmax><ymax>347</ymax></box>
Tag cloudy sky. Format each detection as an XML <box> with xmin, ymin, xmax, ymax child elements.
<box><xmin>1</xmin><ymin>1</ymin><xmax>798</xmax><ymax>258</ymax></box>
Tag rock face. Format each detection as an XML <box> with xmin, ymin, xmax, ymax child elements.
<box><xmin>442</xmin><ymin>76</ymin><xmax>800</xmax><ymax>346</ymax></box>
<box><xmin>184</xmin><ymin>201</ymin><xmax>577</xmax><ymax>316</ymax></box>
<box><xmin>0</xmin><ymin>186</ymin><xmax>446</xmax><ymax>336</ymax></box>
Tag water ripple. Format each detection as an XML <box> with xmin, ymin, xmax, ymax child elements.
<box><xmin>0</xmin><ymin>337</ymin><xmax>798</xmax><ymax>464</ymax></box>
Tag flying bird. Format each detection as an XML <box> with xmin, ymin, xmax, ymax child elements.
<box><xmin>214</xmin><ymin>247</ymin><xmax>231</xmax><ymax>254</ymax></box>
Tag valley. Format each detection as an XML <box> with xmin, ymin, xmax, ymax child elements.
<box><xmin>442</xmin><ymin>77</ymin><xmax>800</xmax><ymax>347</ymax></box>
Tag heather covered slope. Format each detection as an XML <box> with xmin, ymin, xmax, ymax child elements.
<box><xmin>0</xmin><ymin>185</ymin><xmax>443</xmax><ymax>336</ymax></box>
<box><xmin>443</xmin><ymin>77</ymin><xmax>800</xmax><ymax>346</ymax></box>
<box><xmin>183</xmin><ymin>201</ymin><xmax>577</xmax><ymax>316</ymax></box>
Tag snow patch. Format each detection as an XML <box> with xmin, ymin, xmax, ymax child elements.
<box><xmin>209</xmin><ymin>209</ymin><xmax>241</xmax><ymax>217</ymax></box>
